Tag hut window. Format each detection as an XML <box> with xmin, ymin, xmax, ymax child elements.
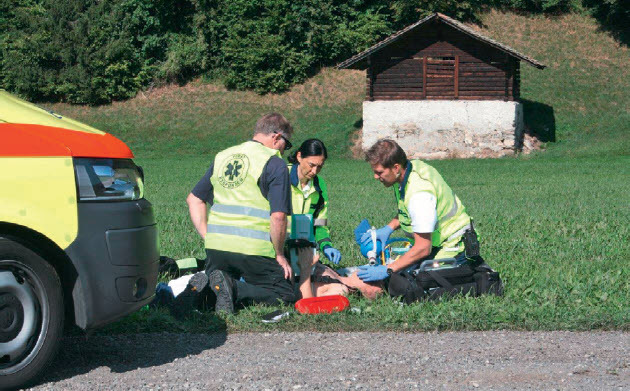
<box><xmin>427</xmin><ymin>56</ymin><xmax>455</xmax><ymax>61</ymax></box>
<box><xmin>424</xmin><ymin>55</ymin><xmax>458</xmax><ymax>99</ymax></box>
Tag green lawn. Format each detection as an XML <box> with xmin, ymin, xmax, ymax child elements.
<box><xmin>106</xmin><ymin>154</ymin><xmax>628</xmax><ymax>333</ymax></box>
<box><xmin>48</xmin><ymin>11</ymin><xmax>629</xmax><ymax>333</ymax></box>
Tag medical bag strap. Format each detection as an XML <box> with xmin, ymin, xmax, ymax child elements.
<box><xmin>311</xmin><ymin>176</ymin><xmax>326</xmax><ymax>218</ymax></box>
<box><xmin>427</xmin><ymin>270</ymin><xmax>454</xmax><ymax>290</ymax></box>
<box><xmin>474</xmin><ymin>263</ymin><xmax>493</xmax><ymax>273</ymax></box>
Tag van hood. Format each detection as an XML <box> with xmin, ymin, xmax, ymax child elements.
<box><xmin>0</xmin><ymin>90</ymin><xmax>133</xmax><ymax>158</ymax></box>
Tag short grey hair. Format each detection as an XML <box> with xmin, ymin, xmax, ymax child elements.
<box><xmin>254</xmin><ymin>113</ymin><xmax>293</xmax><ymax>137</ymax></box>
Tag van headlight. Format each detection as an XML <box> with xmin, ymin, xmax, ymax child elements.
<box><xmin>74</xmin><ymin>158</ymin><xmax>144</xmax><ymax>201</ymax></box>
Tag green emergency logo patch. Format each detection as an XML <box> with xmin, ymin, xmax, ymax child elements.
<box><xmin>218</xmin><ymin>153</ymin><xmax>250</xmax><ymax>189</ymax></box>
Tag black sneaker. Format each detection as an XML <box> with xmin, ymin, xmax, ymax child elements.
<box><xmin>208</xmin><ymin>270</ymin><xmax>235</xmax><ymax>314</ymax></box>
<box><xmin>170</xmin><ymin>272</ymin><xmax>209</xmax><ymax>320</ymax></box>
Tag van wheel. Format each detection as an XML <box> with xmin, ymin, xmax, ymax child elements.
<box><xmin>0</xmin><ymin>237</ymin><xmax>64</xmax><ymax>389</ymax></box>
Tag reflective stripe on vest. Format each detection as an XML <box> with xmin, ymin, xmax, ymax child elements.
<box><xmin>440</xmin><ymin>190</ymin><xmax>459</xmax><ymax>224</ymax></box>
<box><xmin>205</xmin><ymin>141</ymin><xmax>280</xmax><ymax>258</ymax></box>
<box><xmin>211</xmin><ymin>204</ymin><xmax>270</xmax><ymax>220</ymax></box>
<box><xmin>446</xmin><ymin>223</ymin><xmax>472</xmax><ymax>243</ymax></box>
<box><xmin>313</xmin><ymin>219</ymin><xmax>327</xmax><ymax>226</ymax></box>
<box><xmin>207</xmin><ymin>224</ymin><xmax>271</xmax><ymax>241</ymax></box>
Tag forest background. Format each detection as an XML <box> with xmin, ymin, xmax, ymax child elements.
<box><xmin>1</xmin><ymin>0</ymin><xmax>627</xmax><ymax>104</ymax></box>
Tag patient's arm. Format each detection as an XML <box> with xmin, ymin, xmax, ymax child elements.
<box><xmin>297</xmin><ymin>248</ymin><xmax>318</xmax><ymax>299</ymax></box>
<box><xmin>340</xmin><ymin>273</ymin><xmax>384</xmax><ymax>300</ymax></box>
<box><xmin>312</xmin><ymin>263</ymin><xmax>384</xmax><ymax>300</ymax></box>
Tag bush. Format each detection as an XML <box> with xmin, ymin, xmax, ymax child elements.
<box><xmin>0</xmin><ymin>0</ymin><xmax>408</xmax><ymax>99</ymax></box>
<box><xmin>219</xmin><ymin>0</ymin><xmax>395</xmax><ymax>93</ymax></box>
<box><xmin>1</xmin><ymin>0</ymin><xmax>63</xmax><ymax>101</ymax></box>
<box><xmin>389</xmin><ymin>0</ymin><xmax>487</xmax><ymax>26</ymax></box>
<box><xmin>583</xmin><ymin>0</ymin><xmax>630</xmax><ymax>43</ymax></box>
<box><xmin>157</xmin><ymin>33</ymin><xmax>209</xmax><ymax>84</ymax></box>
<box><xmin>1</xmin><ymin>0</ymin><xmax>625</xmax><ymax>102</ymax></box>
<box><xmin>497</xmin><ymin>0</ymin><xmax>582</xmax><ymax>13</ymax></box>
<box><xmin>220</xmin><ymin>0</ymin><xmax>313</xmax><ymax>93</ymax></box>
<box><xmin>0</xmin><ymin>0</ymin><xmax>201</xmax><ymax>104</ymax></box>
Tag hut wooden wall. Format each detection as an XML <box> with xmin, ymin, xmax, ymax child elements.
<box><xmin>367</xmin><ymin>22</ymin><xmax>520</xmax><ymax>101</ymax></box>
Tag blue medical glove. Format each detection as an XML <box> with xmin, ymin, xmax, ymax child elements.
<box><xmin>357</xmin><ymin>265</ymin><xmax>389</xmax><ymax>282</ymax></box>
<box><xmin>360</xmin><ymin>225</ymin><xmax>394</xmax><ymax>246</ymax></box>
<box><xmin>323</xmin><ymin>246</ymin><xmax>342</xmax><ymax>264</ymax></box>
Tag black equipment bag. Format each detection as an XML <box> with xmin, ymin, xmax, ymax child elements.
<box><xmin>158</xmin><ymin>256</ymin><xmax>205</xmax><ymax>278</ymax></box>
<box><xmin>158</xmin><ymin>256</ymin><xmax>181</xmax><ymax>278</ymax></box>
<box><xmin>387</xmin><ymin>263</ymin><xmax>503</xmax><ymax>304</ymax></box>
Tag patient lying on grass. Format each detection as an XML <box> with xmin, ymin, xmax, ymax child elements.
<box><xmin>296</xmin><ymin>248</ymin><xmax>384</xmax><ymax>300</ymax></box>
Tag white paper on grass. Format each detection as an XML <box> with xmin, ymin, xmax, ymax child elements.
<box><xmin>168</xmin><ymin>274</ymin><xmax>194</xmax><ymax>297</ymax></box>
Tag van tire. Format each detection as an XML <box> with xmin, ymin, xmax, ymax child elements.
<box><xmin>0</xmin><ymin>237</ymin><xmax>64</xmax><ymax>390</ymax></box>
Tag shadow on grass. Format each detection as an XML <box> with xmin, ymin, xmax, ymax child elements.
<box><xmin>349</xmin><ymin>118</ymin><xmax>364</xmax><ymax>158</ymax></box>
<box><xmin>522</xmin><ymin>98</ymin><xmax>556</xmax><ymax>142</ymax></box>
<box><xmin>582</xmin><ymin>0</ymin><xmax>630</xmax><ymax>47</ymax></box>
<box><xmin>40</xmin><ymin>327</ymin><xmax>227</xmax><ymax>385</ymax></box>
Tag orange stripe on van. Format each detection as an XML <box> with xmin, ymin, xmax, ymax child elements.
<box><xmin>0</xmin><ymin>123</ymin><xmax>133</xmax><ymax>158</ymax></box>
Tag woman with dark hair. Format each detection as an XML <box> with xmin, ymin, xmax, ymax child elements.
<box><xmin>287</xmin><ymin>139</ymin><xmax>387</xmax><ymax>300</ymax></box>
<box><xmin>287</xmin><ymin>139</ymin><xmax>351</xmax><ymax>299</ymax></box>
<box><xmin>287</xmin><ymin>139</ymin><xmax>341</xmax><ymax>265</ymax></box>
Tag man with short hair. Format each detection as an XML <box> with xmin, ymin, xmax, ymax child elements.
<box><xmin>356</xmin><ymin>139</ymin><xmax>479</xmax><ymax>284</ymax></box>
<box><xmin>186</xmin><ymin>113</ymin><xmax>295</xmax><ymax>313</ymax></box>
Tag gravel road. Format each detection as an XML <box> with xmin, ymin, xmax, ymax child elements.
<box><xmin>32</xmin><ymin>331</ymin><xmax>629</xmax><ymax>390</ymax></box>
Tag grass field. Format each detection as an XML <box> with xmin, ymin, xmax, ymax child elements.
<box><xmin>47</xmin><ymin>11</ymin><xmax>629</xmax><ymax>333</ymax></box>
<box><xmin>107</xmin><ymin>154</ymin><xmax>629</xmax><ymax>333</ymax></box>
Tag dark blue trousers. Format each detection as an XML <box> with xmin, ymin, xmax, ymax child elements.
<box><xmin>204</xmin><ymin>249</ymin><xmax>297</xmax><ymax>306</ymax></box>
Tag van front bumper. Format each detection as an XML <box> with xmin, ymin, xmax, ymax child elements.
<box><xmin>64</xmin><ymin>199</ymin><xmax>159</xmax><ymax>329</ymax></box>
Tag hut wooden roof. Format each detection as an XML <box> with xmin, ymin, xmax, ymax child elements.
<box><xmin>336</xmin><ymin>13</ymin><xmax>546</xmax><ymax>70</ymax></box>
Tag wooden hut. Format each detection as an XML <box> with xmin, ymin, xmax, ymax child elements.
<box><xmin>337</xmin><ymin>13</ymin><xmax>546</xmax><ymax>158</ymax></box>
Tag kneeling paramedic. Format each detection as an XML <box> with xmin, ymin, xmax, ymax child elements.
<box><xmin>287</xmin><ymin>138</ymin><xmax>341</xmax><ymax>265</ymax></box>
<box><xmin>357</xmin><ymin>139</ymin><xmax>494</xmax><ymax>299</ymax></box>
<box><xmin>186</xmin><ymin>113</ymin><xmax>296</xmax><ymax>314</ymax></box>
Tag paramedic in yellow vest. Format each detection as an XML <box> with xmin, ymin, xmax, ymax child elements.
<box><xmin>287</xmin><ymin>139</ymin><xmax>342</xmax><ymax>264</ymax></box>
<box><xmin>186</xmin><ymin>113</ymin><xmax>294</xmax><ymax>313</ymax></box>
<box><xmin>356</xmin><ymin>139</ymin><xmax>476</xmax><ymax>283</ymax></box>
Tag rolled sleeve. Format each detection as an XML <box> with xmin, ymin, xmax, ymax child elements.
<box><xmin>260</xmin><ymin>157</ymin><xmax>291</xmax><ymax>214</ymax></box>
<box><xmin>407</xmin><ymin>191</ymin><xmax>437</xmax><ymax>233</ymax></box>
<box><xmin>191</xmin><ymin>164</ymin><xmax>214</xmax><ymax>204</ymax></box>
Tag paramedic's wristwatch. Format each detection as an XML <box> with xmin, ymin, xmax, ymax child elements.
<box><xmin>386</xmin><ymin>268</ymin><xmax>394</xmax><ymax>277</ymax></box>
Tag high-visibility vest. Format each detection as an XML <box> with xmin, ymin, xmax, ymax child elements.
<box><xmin>395</xmin><ymin>160</ymin><xmax>471</xmax><ymax>259</ymax></box>
<box><xmin>288</xmin><ymin>164</ymin><xmax>332</xmax><ymax>251</ymax></box>
<box><xmin>205</xmin><ymin>141</ymin><xmax>281</xmax><ymax>258</ymax></box>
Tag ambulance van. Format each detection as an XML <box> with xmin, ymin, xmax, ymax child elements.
<box><xmin>0</xmin><ymin>90</ymin><xmax>159</xmax><ymax>388</ymax></box>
